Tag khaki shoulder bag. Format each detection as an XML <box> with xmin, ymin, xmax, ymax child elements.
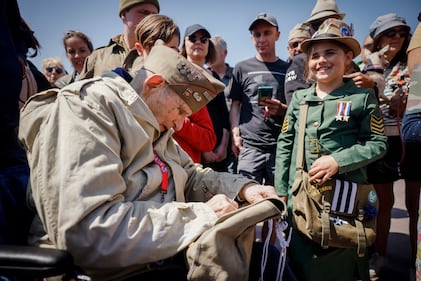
<box><xmin>291</xmin><ymin>102</ymin><xmax>379</xmax><ymax>257</ymax></box>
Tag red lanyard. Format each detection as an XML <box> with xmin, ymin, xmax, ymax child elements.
<box><xmin>153</xmin><ymin>151</ymin><xmax>169</xmax><ymax>202</ymax></box>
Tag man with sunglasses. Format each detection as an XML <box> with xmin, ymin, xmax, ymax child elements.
<box><xmin>286</xmin><ymin>23</ymin><xmax>312</xmax><ymax>63</ymax></box>
<box><xmin>79</xmin><ymin>0</ymin><xmax>160</xmax><ymax>80</ymax></box>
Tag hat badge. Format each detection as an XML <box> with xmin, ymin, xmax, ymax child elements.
<box><xmin>177</xmin><ymin>60</ymin><xmax>200</xmax><ymax>82</ymax></box>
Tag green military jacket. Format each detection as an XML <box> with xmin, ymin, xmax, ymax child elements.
<box><xmin>275</xmin><ymin>79</ymin><xmax>387</xmax><ymax>200</ymax></box>
<box><xmin>79</xmin><ymin>34</ymin><xmax>143</xmax><ymax>79</ymax></box>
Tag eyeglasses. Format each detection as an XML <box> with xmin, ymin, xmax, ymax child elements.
<box><xmin>384</xmin><ymin>29</ymin><xmax>409</xmax><ymax>38</ymax></box>
<box><xmin>363</xmin><ymin>43</ymin><xmax>373</xmax><ymax>49</ymax></box>
<box><xmin>46</xmin><ymin>67</ymin><xmax>63</xmax><ymax>74</ymax></box>
<box><xmin>188</xmin><ymin>35</ymin><xmax>209</xmax><ymax>44</ymax></box>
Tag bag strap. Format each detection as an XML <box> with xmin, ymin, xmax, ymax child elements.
<box><xmin>296</xmin><ymin>102</ymin><xmax>309</xmax><ymax>170</ymax></box>
<box><xmin>355</xmin><ymin>219</ymin><xmax>366</xmax><ymax>257</ymax></box>
<box><xmin>321</xmin><ymin>202</ymin><xmax>331</xmax><ymax>249</ymax></box>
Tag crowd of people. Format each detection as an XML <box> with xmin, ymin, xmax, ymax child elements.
<box><xmin>2</xmin><ymin>0</ymin><xmax>421</xmax><ymax>280</ymax></box>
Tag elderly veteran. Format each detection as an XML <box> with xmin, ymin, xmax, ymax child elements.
<box><xmin>18</xmin><ymin>43</ymin><xmax>279</xmax><ymax>280</ymax></box>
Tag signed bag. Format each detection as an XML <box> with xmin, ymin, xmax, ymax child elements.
<box><xmin>186</xmin><ymin>198</ymin><xmax>286</xmax><ymax>281</ymax></box>
<box><xmin>291</xmin><ymin>103</ymin><xmax>379</xmax><ymax>257</ymax></box>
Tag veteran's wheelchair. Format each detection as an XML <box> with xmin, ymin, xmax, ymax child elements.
<box><xmin>0</xmin><ymin>172</ymin><xmax>86</xmax><ymax>281</ymax></box>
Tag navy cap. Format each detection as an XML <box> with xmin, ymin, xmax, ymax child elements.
<box><xmin>184</xmin><ymin>24</ymin><xmax>211</xmax><ymax>38</ymax></box>
<box><xmin>249</xmin><ymin>13</ymin><xmax>278</xmax><ymax>31</ymax></box>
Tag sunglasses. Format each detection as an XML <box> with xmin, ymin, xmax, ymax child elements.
<box><xmin>188</xmin><ymin>35</ymin><xmax>209</xmax><ymax>44</ymax></box>
<box><xmin>46</xmin><ymin>67</ymin><xmax>63</xmax><ymax>74</ymax></box>
<box><xmin>384</xmin><ymin>29</ymin><xmax>409</xmax><ymax>38</ymax></box>
<box><xmin>289</xmin><ymin>41</ymin><xmax>302</xmax><ymax>49</ymax></box>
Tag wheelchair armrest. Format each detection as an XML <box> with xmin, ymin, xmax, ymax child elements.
<box><xmin>0</xmin><ymin>245</ymin><xmax>74</xmax><ymax>278</ymax></box>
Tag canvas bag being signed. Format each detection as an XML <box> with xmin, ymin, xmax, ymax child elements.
<box><xmin>291</xmin><ymin>102</ymin><xmax>379</xmax><ymax>257</ymax></box>
<box><xmin>186</xmin><ymin>198</ymin><xmax>286</xmax><ymax>281</ymax></box>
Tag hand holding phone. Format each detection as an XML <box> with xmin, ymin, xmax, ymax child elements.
<box><xmin>257</xmin><ymin>86</ymin><xmax>273</xmax><ymax>106</ymax></box>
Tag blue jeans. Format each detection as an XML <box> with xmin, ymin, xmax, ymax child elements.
<box><xmin>402</xmin><ymin>112</ymin><xmax>421</xmax><ymax>143</ymax></box>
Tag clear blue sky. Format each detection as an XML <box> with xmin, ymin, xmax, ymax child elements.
<box><xmin>19</xmin><ymin>0</ymin><xmax>419</xmax><ymax>73</ymax></box>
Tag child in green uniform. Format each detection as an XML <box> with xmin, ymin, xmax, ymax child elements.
<box><xmin>275</xmin><ymin>19</ymin><xmax>388</xmax><ymax>281</ymax></box>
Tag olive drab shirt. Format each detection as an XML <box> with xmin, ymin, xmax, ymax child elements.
<box><xmin>79</xmin><ymin>34</ymin><xmax>144</xmax><ymax>80</ymax></box>
<box><xmin>275</xmin><ymin>79</ymin><xmax>388</xmax><ymax>202</ymax></box>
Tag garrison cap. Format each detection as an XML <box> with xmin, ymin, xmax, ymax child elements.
<box><xmin>144</xmin><ymin>40</ymin><xmax>225</xmax><ymax>113</ymax></box>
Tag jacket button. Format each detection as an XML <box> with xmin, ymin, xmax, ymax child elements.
<box><xmin>313</xmin><ymin>122</ymin><xmax>319</xmax><ymax>127</ymax></box>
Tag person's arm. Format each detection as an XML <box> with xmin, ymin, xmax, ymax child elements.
<box><xmin>230</xmin><ymin>100</ymin><xmax>242</xmax><ymax>158</ymax></box>
<box><xmin>274</xmin><ymin>92</ymin><xmax>298</xmax><ymax>197</ymax></box>
<box><xmin>407</xmin><ymin>20</ymin><xmax>421</xmax><ymax>76</ymax></box>
<box><xmin>329</xmin><ymin>91</ymin><xmax>388</xmax><ymax>175</ymax></box>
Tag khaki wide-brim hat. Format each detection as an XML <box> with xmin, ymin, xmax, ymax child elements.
<box><xmin>305</xmin><ymin>0</ymin><xmax>345</xmax><ymax>24</ymax></box>
<box><xmin>301</xmin><ymin>18</ymin><xmax>361</xmax><ymax>58</ymax></box>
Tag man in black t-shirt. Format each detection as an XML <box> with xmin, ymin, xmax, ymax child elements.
<box><xmin>229</xmin><ymin>12</ymin><xmax>289</xmax><ymax>185</ymax></box>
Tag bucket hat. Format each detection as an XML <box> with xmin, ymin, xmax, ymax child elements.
<box><xmin>305</xmin><ymin>0</ymin><xmax>345</xmax><ymax>24</ymax></box>
<box><xmin>369</xmin><ymin>13</ymin><xmax>410</xmax><ymax>49</ymax></box>
<box><xmin>301</xmin><ymin>18</ymin><xmax>361</xmax><ymax>58</ymax></box>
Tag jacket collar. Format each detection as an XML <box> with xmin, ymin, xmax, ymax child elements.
<box><xmin>302</xmin><ymin>78</ymin><xmax>356</xmax><ymax>102</ymax></box>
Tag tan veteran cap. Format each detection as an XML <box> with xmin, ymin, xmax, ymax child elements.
<box><xmin>144</xmin><ymin>40</ymin><xmax>225</xmax><ymax>113</ymax></box>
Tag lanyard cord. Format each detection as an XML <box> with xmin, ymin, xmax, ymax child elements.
<box><xmin>153</xmin><ymin>151</ymin><xmax>169</xmax><ymax>203</ymax></box>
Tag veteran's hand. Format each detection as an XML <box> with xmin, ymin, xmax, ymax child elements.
<box><xmin>206</xmin><ymin>194</ymin><xmax>239</xmax><ymax>218</ymax></box>
<box><xmin>308</xmin><ymin>155</ymin><xmax>339</xmax><ymax>185</ymax></box>
<box><xmin>238</xmin><ymin>183</ymin><xmax>278</xmax><ymax>205</ymax></box>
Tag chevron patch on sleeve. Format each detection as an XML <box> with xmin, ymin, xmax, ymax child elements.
<box><xmin>370</xmin><ymin>114</ymin><xmax>385</xmax><ymax>135</ymax></box>
<box><xmin>281</xmin><ymin>116</ymin><xmax>289</xmax><ymax>133</ymax></box>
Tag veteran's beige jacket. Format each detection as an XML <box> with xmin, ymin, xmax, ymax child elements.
<box><xmin>19</xmin><ymin>72</ymin><xmax>253</xmax><ymax>280</ymax></box>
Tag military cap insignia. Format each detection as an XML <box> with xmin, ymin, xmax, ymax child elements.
<box><xmin>370</xmin><ymin>114</ymin><xmax>385</xmax><ymax>135</ymax></box>
<box><xmin>183</xmin><ymin>88</ymin><xmax>193</xmax><ymax>99</ymax></box>
<box><xmin>177</xmin><ymin>60</ymin><xmax>200</xmax><ymax>81</ymax></box>
<box><xmin>202</xmin><ymin>91</ymin><xmax>213</xmax><ymax>101</ymax></box>
<box><xmin>193</xmin><ymin>92</ymin><xmax>202</xmax><ymax>102</ymax></box>
<box><xmin>335</xmin><ymin>101</ymin><xmax>351</xmax><ymax>122</ymax></box>
<box><xmin>281</xmin><ymin>117</ymin><xmax>289</xmax><ymax>133</ymax></box>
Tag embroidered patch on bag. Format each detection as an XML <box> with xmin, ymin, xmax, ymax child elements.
<box><xmin>331</xmin><ymin>180</ymin><xmax>357</xmax><ymax>215</ymax></box>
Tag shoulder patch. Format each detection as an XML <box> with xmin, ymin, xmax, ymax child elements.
<box><xmin>370</xmin><ymin>114</ymin><xmax>385</xmax><ymax>135</ymax></box>
<box><xmin>281</xmin><ymin>117</ymin><xmax>289</xmax><ymax>133</ymax></box>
